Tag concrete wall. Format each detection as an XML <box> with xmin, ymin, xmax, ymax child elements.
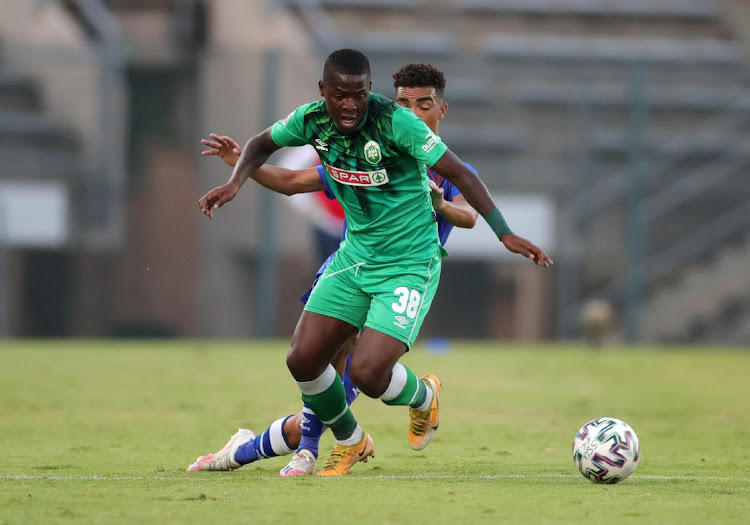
<box><xmin>196</xmin><ymin>0</ymin><xmax>327</xmax><ymax>337</ymax></box>
<box><xmin>0</xmin><ymin>0</ymin><xmax>101</xmax><ymax>161</ymax></box>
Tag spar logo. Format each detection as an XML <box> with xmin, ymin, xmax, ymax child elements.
<box><xmin>325</xmin><ymin>163</ymin><xmax>389</xmax><ymax>187</ymax></box>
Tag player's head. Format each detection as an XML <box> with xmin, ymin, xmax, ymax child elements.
<box><xmin>319</xmin><ymin>49</ymin><xmax>372</xmax><ymax>134</ymax></box>
<box><xmin>392</xmin><ymin>63</ymin><xmax>448</xmax><ymax>135</ymax></box>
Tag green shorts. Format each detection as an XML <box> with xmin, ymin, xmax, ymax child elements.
<box><xmin>304</xmin><ymin>249</ymin><xmax>442</xmax><ymax>348</ymax></box>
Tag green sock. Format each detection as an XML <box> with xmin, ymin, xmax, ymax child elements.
<box><xmin>381</xmin><ymin>363</ymin><xmax>427</xmax><ymax>408</ymax></box>
<box><xmin>300</xmin><ymin>373</ymin><xmax>357</xmax><ymax>441</ymax></box>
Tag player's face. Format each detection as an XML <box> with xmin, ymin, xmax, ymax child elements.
<box><xmin>395</xmin><ymin>86</ymin><xmax>447</xmax><ymax>134</ymax></box>
<box><xmin>319</xmin><ymin>73</ymin><xmax>371</xmax><ymax>134</ymax></box>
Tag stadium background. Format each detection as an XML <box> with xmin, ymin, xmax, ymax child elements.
<box><xmin>0</xmin><ymin>0</ymin><xmax>748</xmax><ymax>346</ymax></box>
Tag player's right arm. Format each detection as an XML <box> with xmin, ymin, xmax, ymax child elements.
<box><xmin>200</xmin><ymin>133</ymin><xmax>325</xmax><ymax>197</ymax></box>
<box><xmin>198</xmin><ymin>128</ymin><xmax>281</xmax><ymax>218</ymax></box>
<box><xmin>252</xmin><ymin>166</ymin><xmax>325</xmax><ymax>195</ymax></box>
<box><xmin>199</xmin><ymin>104</ymin><xmax>315</xmax><ymax>218</ymax></box>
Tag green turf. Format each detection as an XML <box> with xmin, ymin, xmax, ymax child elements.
<box><xmin>1</xmin><ymin>340</ymin><xmax>749</xmax><ymax>524</ymax></box>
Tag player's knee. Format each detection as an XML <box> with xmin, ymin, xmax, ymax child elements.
<box><xmin>286</xmin><ymin>347</ymin><xmax>310</xmax><ymax>381</ymax></box>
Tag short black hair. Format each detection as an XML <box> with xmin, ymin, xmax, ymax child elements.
<box><xmin>392</xmin><ymin>63</ymin><xmax>446</xmax><ymax>99</ymax></box>
<box><xmin>323</xmin><ymin>49</ymin><xmax>371</xmax><ymax>81</ymax></box>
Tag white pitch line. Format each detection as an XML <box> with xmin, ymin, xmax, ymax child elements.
<box><xmin>2</xmin><ymin>473</ymin><xmax>750</xmax><ymax>483</ymax></box>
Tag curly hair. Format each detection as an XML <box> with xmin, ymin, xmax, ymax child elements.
<box><xmin>392</xmin><ymin>63</ymin><xmax>446</xmax><ymax>98</ymax></box>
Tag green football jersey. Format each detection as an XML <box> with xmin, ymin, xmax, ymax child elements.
<box><xmin>271</xmin><ymin>93</ymin><xmax>448</xmax><ymax>264</ymax></box>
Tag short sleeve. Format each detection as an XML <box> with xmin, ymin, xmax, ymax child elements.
<box><xmin>270</xmin><ymin>103</ymin><xmax>313</xmax><ymax>147</ymax></box>
<box><xmin>391</xmin><ymin>107</ymin><xmax>448</xmax><ymax>167</ymax></box>
<box><xmin>316</xmin><ymin>165</ymin><xmax>336</xmax><ymax>200</ymax></box>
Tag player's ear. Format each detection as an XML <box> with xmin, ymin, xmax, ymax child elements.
<box><xmin>318</xmin><ymin>80</ymin><xmax>325</xmax><ymax>97</ymax></box>
<box><xmin>438</xmin><ymin>102</ymin><xmax>448</xmax><ymax>120</ymax></box>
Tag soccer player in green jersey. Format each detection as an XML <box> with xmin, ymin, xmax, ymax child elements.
<box><xmin>197</xmin><ymin>49</ymin><xmax>552</xmax><ymax>476</ymax></box>
<box><xmin>190</xmin><ymin>63</ymin><xmax>480</xmax><ymax>476</ymax></box>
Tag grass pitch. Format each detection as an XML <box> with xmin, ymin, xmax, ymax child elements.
<box><xmin>1</xmin><ymin>340</ymin><xmax>749</xmax><ymax>524</ymax></box>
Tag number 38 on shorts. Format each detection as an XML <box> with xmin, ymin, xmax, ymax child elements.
<box><xmin>392</xmin><ymin>286</ymin><xmax>422</xmax><ymax>318</ymax></box>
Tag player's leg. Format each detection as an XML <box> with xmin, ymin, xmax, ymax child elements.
<box><xmin>298</xmin><ymin>253</ymin><xmax>376</xmax><ymax>476</ymax></box>
<box><xmin>186</xmin><ymin>414</ymin><xmax>298</xmax><ymax>471</ymax></box>
<box><xmin>188</xmin><ymin>252</ymin><xmax>348</xmax><ymax>474</ymax></box>
<box><xmin>279</xmin><ymin>335</ymin><xmax>360</xmax><ymax>476</ymax></box>
<box><xmin>349</xmin><ymin>328</ymin><xmax>438</xmax><ymax>428</ymax></box>
<box><xmin>294</xmin><ymin>334</ymin><xmax>358</xmax><ymax>453</ymax></box>
<box><xmin>287</xmin><ymin>311</ymin><xmax>374</xmax><ymax>476</ymax></box>
<box><xmin>231</xmin><ymin>415</ymin><xmax>296</xmax><ymax>465</ymax></box>
<box><xmin>188</xmin><ymin>312</ymin><xmax>357</xmax><ymax>474</ymax></box>
<box><xmin>352</xmin><ymin>255</ymin><xmax>443</xmax><ymax>451</ymax></box>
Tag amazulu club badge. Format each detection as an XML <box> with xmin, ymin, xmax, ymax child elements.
<box><xmin>364</xmin><ymin>140</ymin><xmax>382</xmax><ymax>164</ymax></box>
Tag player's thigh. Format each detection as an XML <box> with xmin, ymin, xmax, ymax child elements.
<box><xmin>304</xmin><ymin>251</ymin><xmax>370</xmax><ymax>331</ymax></box>
<box><xmin>364</xmin><ymin>256</ymin><xmax>442</xmax><ymax>348</ymax></box>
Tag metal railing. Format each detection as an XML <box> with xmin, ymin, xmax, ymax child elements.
<box><xmin>62</xmin><ymin>0</ymin><xmax>128</xmax><ymax>249</ymax></box>
<box><xmin>559</xmin><ymin>65</ymin><xmax>750</xmax><ymax>342</ymax></box>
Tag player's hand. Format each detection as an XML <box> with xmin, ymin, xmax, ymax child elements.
<box><xmin>428</xmin><ymin>180</ymin><xmax>444</xmax><ymax>211</ymax></box>
<box><xmin>198</xmin><ymin>182</ymin><xmax>240</xmax><ymax>219</ymax></box>
<box><xmin>500</xmin><ymin>233</ymin><xmax>554</xmax><ymax>267</ymax></box>
<box><xmin>201</xmin><ymin>133</ymin><xmax>242</xmax><ymax>167</ymax></box>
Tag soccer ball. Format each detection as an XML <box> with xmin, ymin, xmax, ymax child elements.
<box><xmin>572</xmin><ymin>417</ymin><xmax>640</xmax><ymax>484</ymax></box>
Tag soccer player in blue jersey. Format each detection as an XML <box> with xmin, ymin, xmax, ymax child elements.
<box><xmin>193</xmin><ymin>50</ymin><xmax>551</xmax><ymax>477</ymax></box>
<box><xmin>189</xmin><ymin>63</ymin><xmax>480</xmax><ymax>476</ymax></box>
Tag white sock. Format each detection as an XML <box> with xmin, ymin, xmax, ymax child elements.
<box><xmin>336</xmin><ymin>425</ymin><xmax>363</xmax><ymax>446</ymax></box>
<box><xmin>414</xmin><ymin>386</ymin><xmax>433</xmax><ymax>412</ymax></box>
<box><xmin>379</xmin><ymin>362</ymin><xmax>408</xmax><ymax>401</ymax></box>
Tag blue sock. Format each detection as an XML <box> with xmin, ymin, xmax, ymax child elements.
<box><xmin>297</xmin><ymin>355</ymin><xmax>361</xmax><ymax>458</ymax></box>
<box><xmin>298</xmin><ymin>405</ymin><xmax>325</xmax><ymax>458</ymax></box>
<box><xmin>234</xmin><ymin>415</ymin><xmax>294</xmax><ymax>465</ymax></box>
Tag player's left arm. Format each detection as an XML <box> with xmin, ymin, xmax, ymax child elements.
<box><xmin>429</xmin><ymin>181</ymin><xmax>478</xmax><ymax>228</ymax></box>
<box><xmin>431</xmin><ymin>149</ymin><xmax>553</xmax><ymax>266</ymax></box>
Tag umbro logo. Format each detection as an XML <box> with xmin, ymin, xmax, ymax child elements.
<box><xmin>394</xmin><ymin>316</ymin><xmax>409</xmax><ymax>325</ymax></box>
<box><xmin>315</xmin><ymin>139</ymin><xmax>329</xmax><ymax>152</ymax></box>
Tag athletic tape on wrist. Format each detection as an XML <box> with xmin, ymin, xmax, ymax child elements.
<box><xmin>486</xmin><ymin>208</ymin><xmax>512</xmax><ymax>238</ymax></box>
